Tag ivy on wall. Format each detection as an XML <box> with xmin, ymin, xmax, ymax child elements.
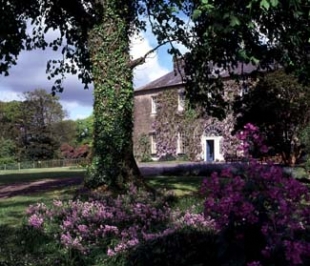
<box><xmin>151</xmin><ymin>79</ymin><xmax>250</xmax><ymax>161</ymax></box>
<box><xmin>152</xmin><ymin>89</ymin><xmax>204</xmax><ymax>161</ymax></box>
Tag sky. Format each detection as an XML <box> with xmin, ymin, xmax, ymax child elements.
<box><xmin>0</xmin><ymin>30</ymin><xmax>177</xmax><ymax>121</ymax></box>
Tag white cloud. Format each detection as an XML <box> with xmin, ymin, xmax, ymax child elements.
<box><xmin>60</xmin><ymin>100</ymin><xmax>93</xmax><ymax>120</ymax></box>
<box><xmin>0</xmin><ymin>30</ymin><xmax>172</xmax><ymax>120</ymax></box>
<box><xmin>130</xmin><ymin>33</ymin><xmax>170</xmax><ymax>88</ymax></box>
<box><xmin>0</xmin><ymin>89</ymin><xmax>21</xmax><ymax>102</ymax></box>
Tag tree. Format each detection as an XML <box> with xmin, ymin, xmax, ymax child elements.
<box><xmin>173</xmin><ymin>1</ymin><xmax>310</xmax><ymax>119</ymax></box>
<box><xmin>75</xmin><ymin>116</ymin><xmax>93</xmax><ymax>146</ymax></box>
<box><xmin>234</xmin><ymin>70</ymin><xmax>310</xmax><ymax>165</ymax></box>
<box><xmin>51</xmin><ymin>119</ymin><xmax>77</xmax><ymax>146</ymax></box>
<box><xmin>0</xmin><ymin>101</ymin><xmax>22</xmax><ymax>140</ymax></box>
<box><xmin>1</xmin><ymin>0</ymin><xmax>184</xmax><ymax>190</ymax></box>
<box><xmin>2</xmin><ymin>0</ymin><xmax>310</xmax><ymax>189</ymax></box>
<box><xmin>19</xmin><ymin>89</ymin><xmax>67</xmax><ymax>160</ymax></box>
<box><xmin>0</xmin><ymin>137</ymin><xmax>16</xmax><ymax>164</ymax></box>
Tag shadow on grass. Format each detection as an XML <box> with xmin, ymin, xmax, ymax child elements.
<box><xmin>0</xmin><ymin>224</ymin><xmax>66</xmax><ymax>266</ymax></box>
<box><xmin>0</xmin><ymin>177</ymin><xmax>83</xmax><ymax>199</ymax></box>
<box><xmin>146</xmin><ymin>176</ymin><xmax>205</xmax><ymax>195</ymax></box>
<box><xmin>107</xmin><ymin>229</ymin><xmax>220</xmax><ymax>266</ymax></box>
<box><xmin>0</xmin><ymin>187</ymin><xmax>80</xmax><ymax>227</ymax></box>
<box><xmin>0</xmin><ymin>170</ymin><xmax>85</xmax><ymax>185</ymax></box>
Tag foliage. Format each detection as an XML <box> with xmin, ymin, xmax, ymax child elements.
<box><xmin>152</xmin><ymin>84</ymin><xmax>243</xmax><ymax>161</ymax></box>
<box><xmin>3</xmin><ymin>0</ymin><xmax>310</xmax><ymax>189</ymax></box>
<box><xmin>234</xmin><ymin>70</ymin><xmax>310</xmax><ymax>165</ymax></box>
<box><xmin>0</xmin><ymin>101</ymin><xmax>22</xmax><ymax>141</ymax></box>
<box><xmin>60</xmin><ymin>143</ymin><xmax>90</xmax><ymax>159</ymax></box>
<box><xmin>0</xmin><ymin>97</ymin><xmax>77</xmax><ymax>163</ymax></box>
<box><xmin>136</xmin><ymin>133</ymin><xmax>152</xmax><ymax>162</ymax></box>
<box><xmin>16</xmin><ymin>89</ymin><xmax>67</xmax><ymax>161</ymax></box>
<box><xmin>75</xmin><ymin>116</ymin><xmax>93</xmax><ymax>146</ymax></box>
<box><xmin>299</xmin><ymin>124</ymin><xmax>310</xmax><ymax>171</ymax></box>
<box><xmin>84</xmin><ymin>0</ymin><xmax>142</xmax><ymax>189</ymax></box>
<box><xmin>52</xmin><ymin>119</ymin><xmax>78</xmax><ymax>147</ymax></box>
<box><xmin>153</xmin><ymin>89</ymin><xmax>203</xmax><ymax>161</ymax></box>
<box><xmin>25</xmin><ymin>184</ymin><xmax>215</xmax><ymax>265</ymax></box>
<box><xmin>201</xmin><ymin>123</ymin><xmax>310</xmax><ymax>265</ymax></box>
<box><xmin>172</xmin><ymin>0</ymin><xmax>310</xmax><ymax>120</ymax></box>
<box><xmin>0</xmin><ymin>137</ymin><xmax>16</xmax><ymax>163</ymax></box>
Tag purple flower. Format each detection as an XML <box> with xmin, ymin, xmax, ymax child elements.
<box><xmin>28</xmin><ymin>214</ymin><xmax>44</xmax><ymax>229</ymax></box>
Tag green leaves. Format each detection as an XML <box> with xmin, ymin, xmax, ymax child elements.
<box><xmin>230</xmin><ymin>16</ymin><xmax>241</xmax><ymax>27</ymax></box>
<box><xmin>260</xmin><ymin>0</ymin><xmax>279</xmax><ymax>11</ymax></box>
<box><xmin>192</xmin><ymin>9</ymin><xmax>202</xmax><ymax>20</ymax></box>
<box><xmin>260</xmin><ymin>0</ymin><xmax>270</xmax><ymax>10</ymax></box>
<box><xmin>270</xmin><ymin>0</ymin><xmax>279</xmax><ymax>7</ymax></box>
<box><xmin>192</xmin><ymin>0</ymin><xmax>215</xmax><ymax>21</ymax></box>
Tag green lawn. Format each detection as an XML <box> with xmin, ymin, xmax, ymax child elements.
<box><xmin>0</xmin><ymin>167</ymin><xmax>85</xmax><ymax>184</ymax></box>
<box><xmin>146</xmin><ymin>175</ymin><xmax>204</xmax><ymax>196</ymax></box>
<box><xmin>0</xmin><ymin>187</ymin><xmax>80</xmax><ymax>227</ymax></box>
<box><xmin>1</xmin><ymin>167</ymin><xmax>309</xmax><ymax>265</ymax></box>
<box><xmin>0</xmin><ymin>169</ymin><xmax>204</xmax><ymax>227</ymax></box>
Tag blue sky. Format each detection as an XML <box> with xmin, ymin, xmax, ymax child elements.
<box><xmin>0</xmin><ymin>30</ymin><xmax>178</xmax><ymax>120</ymax></box>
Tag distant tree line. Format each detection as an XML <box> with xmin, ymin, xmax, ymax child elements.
<box><xmin>0</xmin><ymin>89</ymin><xmax>93</xmax><ymax>164</ymax></box>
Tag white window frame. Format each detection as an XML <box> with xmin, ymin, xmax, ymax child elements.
<box><xmin>177</xmin><ymin>91</ymin><xmax>185</xmax><ymax>112</ymax></box>
<box><xmin>151</xmin><ymin>97</ymin><xmax>157</xmax><ymax>115</ymax></box>
<box><xmin>150</xmin><ymin>134</ymin><xmax>157</xmax><ymax>154</ymax></box>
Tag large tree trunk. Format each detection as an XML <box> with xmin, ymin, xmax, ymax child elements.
<box><xmin>85</xmin><ymin>0</ymin><xmax>143</xmax><ymax>190</ymax></box>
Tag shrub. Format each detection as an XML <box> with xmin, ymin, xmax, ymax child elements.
<box><xmin>25</xmin><ymin>184</ymin><xmax>215</xmax><ymax>265</ymax></box>
<box><xmin>201</xmin><ymin>124</ymin><xmax>310</xmax><ymax>265</ymax></box>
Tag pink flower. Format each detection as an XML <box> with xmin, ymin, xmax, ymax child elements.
<box><xmin>28</xmin><ymin>214</ymin><xmax>44</xmax><ymax>229</ymax></box>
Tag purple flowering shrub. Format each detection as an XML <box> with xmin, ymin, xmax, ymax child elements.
<box><xmin>26</xmin><ymin>184</ymin><xmax>215</xmax><ymax>263</ymax></box>
<box><xmin>201</xmin><ymin>123</ymin><xmax>310</xmax><ymax>265</ymax></box>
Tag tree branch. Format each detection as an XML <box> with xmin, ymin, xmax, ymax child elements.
<box><xmin>128</xmin><ymin>40</ymin><xmax>174</xmax><ymax>69</ymax></box>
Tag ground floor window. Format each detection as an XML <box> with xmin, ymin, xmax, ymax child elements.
<box><xmin>177</xmin><ymin>132</ymin><xmax>186</xmax><ymax>154</ymax></box>
<box><xmin>150</xmin><ymin>134</ymin><xmax>157</xmax><ymax>155</ymax></box>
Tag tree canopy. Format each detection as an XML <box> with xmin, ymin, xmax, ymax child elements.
<box><xmin>234</xmin><ymin>70</ymin><xmax>310</xmax><ymax>165</ymax></box>
<box><xmin>2</xmin><ymin>0</ymin><xmax>310</xmax><ymax>189</ymax></box>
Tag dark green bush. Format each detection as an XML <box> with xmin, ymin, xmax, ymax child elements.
<box><xmin>107</xmin><ymin>229</ymin><xmax>219</xmax><ymax>266</ymax></box>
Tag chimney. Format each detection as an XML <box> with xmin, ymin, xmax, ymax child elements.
<box><xmin>173</xmin><ymin>56</ymin><xmax>184</xmax><ymax>74</ymax></box>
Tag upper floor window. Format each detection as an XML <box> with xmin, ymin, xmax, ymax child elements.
<box><xmin>151</xmin><ymin>96</ymin><xmax>157</xmax><ymax>115</ymax></box>
<box><xmin>178</xmin><ymin>90</ymin><xmax>185</xmax><ymax>112</ymax></box>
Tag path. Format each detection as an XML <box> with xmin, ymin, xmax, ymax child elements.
<box><xmin>0</xmin><ymin>162</ymin><xmax>229</xmax><ymax>199</ymax></box>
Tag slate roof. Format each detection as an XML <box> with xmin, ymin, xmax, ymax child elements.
<box><xmin>135</xmin><ymin>70</ymin><xmax>184</xmax><ymax>92</ymax></box>
<box><xmin>135</xmin><ymin>62</ymin><xmax>269</xmax><ymax>93</ymax></box>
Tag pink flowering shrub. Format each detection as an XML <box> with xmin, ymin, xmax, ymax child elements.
<box><xmin>26</xmin><ymin>184</ymin><xmax>215</xmax><ymax>263</ymax></box>
<box><xmin>201</xmin><ymin>123</ymin><xmax>310</xmax><ymax>265</ymax></box>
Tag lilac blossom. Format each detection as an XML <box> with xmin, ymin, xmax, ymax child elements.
<box><xmin>28</xmin><ymin>214</ymin><xmax>44</xmax><ymax>229</ymax></box>
<box><xmin>201</xmin><ymin>123</ymin><xmax>310</xmax><ymax>265</ymax></box>
<box><xmin>26</xmin><ymin>184</ymin><xmax>215</xmax><ymax>259</ymax></box>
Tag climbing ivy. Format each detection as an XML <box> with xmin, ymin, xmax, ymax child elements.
<box><xmin>153</xmin><ymin>80</ymin><xmax>249</xmax><ymax>162</ymax></box>
<box><xmin>153</xmin><ymin>89</ymin><xmax>204</xmax><ymax>161</ymax></box>
<box><xmin>85</xmin><ymin>0</ymin><xmax>141</xmax><ymax>189</ymax></box>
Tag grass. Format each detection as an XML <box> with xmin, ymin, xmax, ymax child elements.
<box><xmin>0</xmin><ymin>167</ymin><xmax>85</xmax><ymax>185</ymax></box>
<box><xmin>146</xmin><ymin>175</ymin><xmax>204</xmax><ymax>196</ymax></box>
<box><xmin>0</xmin><ymin>169</ymin><xmax>204</xmax><ymax>228</ymax></box>
<box><xmin>0</xmin><ymin>170</ymin><xmax>206</xmax><ymax>266</ymax></box>
<box><xmin>0</xmin><ymin>186</ymin><xmax>80</xmax><ymax>227</ymax></box>
<box><xmin>0</xmin><ymin>165</ymin><xmax>307</xmax><ymax>227</ymax></box>
<box><xmin>1</xmin><ymin>166</ymin><xmax>309</xmax><ymax>265</ymax></box>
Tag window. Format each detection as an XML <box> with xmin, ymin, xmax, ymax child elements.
<box><xmin>177</xmin><ymin>132</ymin><xmax>186</xmax><ymax>154</ymax></box>
<box><xmin>178</xmin><ymin>91</ymin><xmax>185</xmax><ymax>112</ymax></box>
<box><xmin>151</xmin><ymin>97</ymin><xmax>157</xmax><ymax>115</ymax></box>
<box><xmin>150</xmin><ymin>134</ymin><xmax>157</xmax><ymax>154</ymax></box>
<box><xmin>239</xmin><ymin>82</ymin><xmax>249</xmax><ymax>97</ymax></box>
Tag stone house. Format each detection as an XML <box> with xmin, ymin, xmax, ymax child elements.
<box><xmin>133</xmin><ymin>60</ymin><xmax>258</xmax><ymax>162</ymax></box>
